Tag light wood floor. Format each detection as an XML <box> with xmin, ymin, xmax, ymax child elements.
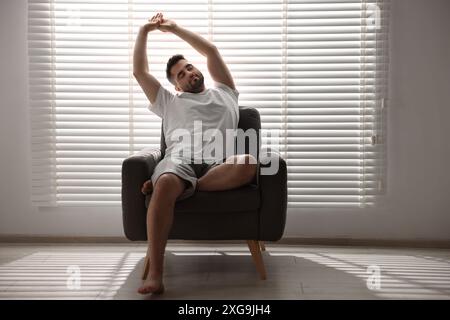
<box><xmin>0</xmin><ymin>243</ymin><xmax>449</xmax><ymax>300</ymax></box>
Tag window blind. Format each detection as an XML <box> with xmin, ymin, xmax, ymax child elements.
<box><xmin>28</xmin><ymin>0</ymin><xmax>388</xmax><ymax>207</ymax></box>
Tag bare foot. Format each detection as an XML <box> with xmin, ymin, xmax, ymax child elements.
<box><xmin>137</xmin><ymin>278</ymin><xmax>165</xmax><ymax>295</ymax></box>
<box><xmin>141</xmin><ymin>179</ymin><xmax>153</xmax><ymax>195</ymax></box>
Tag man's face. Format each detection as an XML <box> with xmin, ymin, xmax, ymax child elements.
<box><xmin>171</xmin><ymin>59</ymin><xmax>205</xmax><ymax>93</ymax></box>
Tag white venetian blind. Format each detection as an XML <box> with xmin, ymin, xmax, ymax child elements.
<box><xmin>28</xmin><ymin>0</ymin><xmax>388</xmax><ymax>207</ymax></box>
<box><xmin>283</xmin><ymin>0</ymin><xmax>389</xmax><ymax>208</ymax></box>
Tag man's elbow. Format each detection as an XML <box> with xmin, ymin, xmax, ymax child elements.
<box><xmin>133</xmin><ymin>70</ymin><xmax>148</xmax><ymax>78</ymax></box>
<box><xmin>205</xmin><ymin>44</ymin><xmax>219</xmax><ymax>56</ymax></box>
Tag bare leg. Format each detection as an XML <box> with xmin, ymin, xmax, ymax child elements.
<box><xmin>197</xmin><ymin>154</ymin><xmax>257</xmax><ymax>191</ymax></box>
<box><xmin>138</xmin><ymin>173</ymin><xmax>186</xmax><ymax>294</ymax></box>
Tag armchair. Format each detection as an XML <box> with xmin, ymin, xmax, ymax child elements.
<box><xmin>121</xmin><ymin>106</ymin><xmax>287</xmax><ymax>280</ymax></box>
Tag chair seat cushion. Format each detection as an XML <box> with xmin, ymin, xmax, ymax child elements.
<box><xmin>145</xmin><ymin>184</ymin><xmax>260</xmax><ymax>213</ymax></box>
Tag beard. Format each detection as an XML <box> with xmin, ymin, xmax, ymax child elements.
<box><xmin>186</xmin><ymin>73</ymin><xmax>205</xmax><ymax>93</ymax></box>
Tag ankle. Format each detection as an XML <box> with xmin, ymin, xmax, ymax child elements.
<box><xmin>149</xmin><ymin>270</ymin><xmax>163</xmax><ymax>281</ymax></box>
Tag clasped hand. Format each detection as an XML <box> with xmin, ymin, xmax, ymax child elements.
<box><xmin>144</xmin><ymin>12</ymin><xmax>176</xmax><ymax>33</ymax></box>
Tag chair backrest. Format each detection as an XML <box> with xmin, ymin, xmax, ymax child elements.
<box><xmin>160</xmin><ymin>106</ymin><xmax>261</xmax><ymax>160</ymax></box>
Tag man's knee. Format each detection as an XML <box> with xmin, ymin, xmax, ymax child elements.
<box><xmin>153</xmin><ymin>173</ymin><xmax>185</xmax><ymax>197</ymax></box>
<box><xmin>234</xmin><ymin>155</ymin><xmax>257</xmax><ymax>181</ymax></box>
<box><xmin>226</xmin><ymin>154</ymin><xmax>257</xmax><ymax>165</ymax></box>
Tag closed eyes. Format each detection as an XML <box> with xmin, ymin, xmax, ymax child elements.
<box><xmin>178</xmin><ymin>64</ymin><xmax>193</xmax><ymax>80</ymax></box>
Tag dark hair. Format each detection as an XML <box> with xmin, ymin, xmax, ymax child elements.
<box><xmin>166</xmin><ymin>54</ymin><xmax>185</xmax><ymax>84</ymax></box>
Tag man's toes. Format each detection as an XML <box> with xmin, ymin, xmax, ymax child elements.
<box><xmin>138</xmin><ymin>285</ymin><xmax>149</xmax><ymax>294</ymax></box>
<box><xmin>137</xmin><ymin>281</ymin><xmax>164</xmax><ymax>295</ymax></box>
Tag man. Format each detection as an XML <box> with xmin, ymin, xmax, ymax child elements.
<box><xmin>133</xmin><ymin>12</ymin><xmax>257</xmax><ymax>294</ymax></box>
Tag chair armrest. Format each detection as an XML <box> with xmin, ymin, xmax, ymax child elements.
<box><xmin>258</xmin><ymin>150</ymin><xmax>287</xmax><ymax>241</ymax></box>
<box><xmin>121</xmin><ymin>147</ymin><xmax>162</xmax><ymax>240</ymax></box>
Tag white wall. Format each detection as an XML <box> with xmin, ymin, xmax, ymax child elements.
<box><xmin>1</xmin><ymin>0</ymin><xmax>449</xmax><ymax>240</ymax></box>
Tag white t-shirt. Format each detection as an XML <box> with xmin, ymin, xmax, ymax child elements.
<box><xmin>148</xmin><ymin>82</ymin><xmax>239</xmax><ymax>163</ymax></box>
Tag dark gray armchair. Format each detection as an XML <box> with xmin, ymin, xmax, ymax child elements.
<box><xmin>121</xmin><ymin>106</ymin><xmax>287</xmax><ymax>280</ymax></box>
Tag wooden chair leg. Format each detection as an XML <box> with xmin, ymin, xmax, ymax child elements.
<box><xmin>141</xmin><ymin>255</ymin><xmax>150</xmax><ymax>280</ymax></box>
<box><xmin>247</xmin><ymin>240</ymin><xmax>267</xmax><ymax>280</ymax></box>
<box><xmin>259</xmin><ymin>241</ymin><xmax>266</xmax><ymax>251</ymax></box>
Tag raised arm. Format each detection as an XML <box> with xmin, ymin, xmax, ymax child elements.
<box><xmin>158</xmin><ymin>14</ymin><xmax>236</xmax><ymax>91</ymax></box>
<box><xmin>133</xmin><ymin>13</ymin><xmax>163</xmax><ymax>104</ymax></box>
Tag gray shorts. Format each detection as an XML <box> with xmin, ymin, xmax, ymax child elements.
<box><xmin>151</xmin><ymin>157</ymin><xmax>222</xmax><ymax>201</ymax></box>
